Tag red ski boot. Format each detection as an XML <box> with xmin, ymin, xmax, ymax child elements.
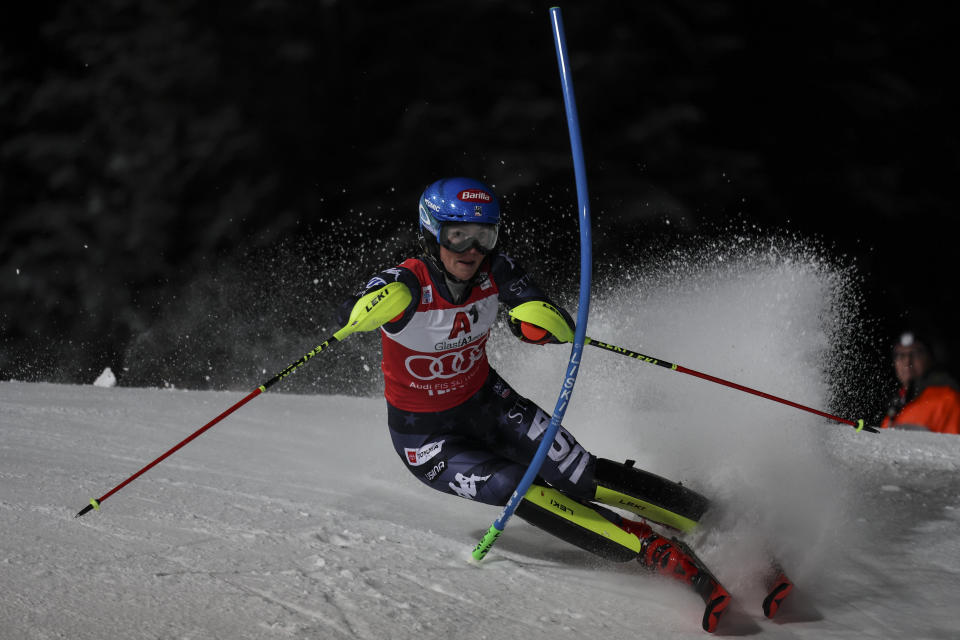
<box><xmin>621</xmin><ymin>519</ymin><xmax>732</xmax><ymax>633</ymax></box>
<box><xmin>762</xmin><ymin>569</ymin><xmax>794</xmax><ymax>618</ymax></box>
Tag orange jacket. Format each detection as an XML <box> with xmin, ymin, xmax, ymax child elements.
<box><xmin>881</xmin><ymin>384</ymin><xmax>960</xmax><ymax>434</ymax></box>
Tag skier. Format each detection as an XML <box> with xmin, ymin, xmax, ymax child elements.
<box><xmin>337</xmin><ymin>177</ymin><xmax>730</xmax><ymax>631</ymax></box>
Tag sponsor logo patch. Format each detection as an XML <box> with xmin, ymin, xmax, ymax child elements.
<box><xmin>419</xmin><ymin>204</ymin><xmax>439</xmax><ymax>234</ymax></box>
<box><xmin>421</xmin><ymin>285</ymin><xmax>433</xmax><ymax>304</ymax></box>
<box><xmin>477</xmin><ymin>272</ymin><xmax>492</xmax><ymax>290</ymax></box>
<box><xmin>404</xmin><ymin>440</ymin><xmax>444</xmax><ymax>466</ymax></box>
<box><xmin>449</xmin><ymin>472</ymin><xmax>491</xmax><ymax>499</ymax></box>
<box><xmin>405</xmin><ymin>339</ymin><xmax>486</xmax><ymax>380</ymax></box>
<box><xmin>457</xmin><ymin>189</ymin><xmax>492</xmax><ymax>203</ymax></box>
<box><xmin>424</xmin><ymin>460</ymin><xmax>445</xmax><ymax>482</ymax></box>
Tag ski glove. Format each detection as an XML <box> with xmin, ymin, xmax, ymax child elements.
<box><xmin>508</xmin><ymin>300</ymin><xmax>575</xmax><ymax>345</ymax></box>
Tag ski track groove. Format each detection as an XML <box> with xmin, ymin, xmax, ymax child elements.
<box><xmin>216</xmin><ymin>577</ymin><xmax>357</xmax><ymax>639</ymax></box>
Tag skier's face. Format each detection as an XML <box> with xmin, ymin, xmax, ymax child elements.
<box><xmin>439</xmin><ymin>245</ymin><xmax>483</xmax><ymax>281</ymax></box>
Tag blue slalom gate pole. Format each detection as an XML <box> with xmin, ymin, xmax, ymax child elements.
<box><xmin>472</xmin><ymin>6</ymin><xmax>593</xmax><ymax>561</ymax></box>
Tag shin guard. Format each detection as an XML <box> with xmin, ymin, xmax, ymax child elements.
<box><xmin>593</xmin><ymin>458</ymin><xmax>709</xmax><ymax>532</ymax></box>
<box><xmin>516</xmin><ymin>485</ymin><xmax>642</xmax><ymax>562</ymax></box>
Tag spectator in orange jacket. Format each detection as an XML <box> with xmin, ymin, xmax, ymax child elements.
<box><xmin>882</xmin><ymin>330</ymin><xmax>960</xmax><ymax>434</ymax></box>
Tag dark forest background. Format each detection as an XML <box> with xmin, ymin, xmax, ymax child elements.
<box><xmin>1</xmin><ymin>1</ymin><xmax>957</xmax><ymax>417</ymax></box>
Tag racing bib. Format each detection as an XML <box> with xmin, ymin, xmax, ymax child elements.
<box><xmin>381</xmin><ymin>259</ymin><xmax>499</xmax><ymax>411</ymax></box>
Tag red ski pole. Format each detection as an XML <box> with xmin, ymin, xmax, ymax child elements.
<box><xmin>75</xmin><ymin>385</ymin><xmax>268</xmax><ymax>517</ymax></box>
<box><xmin>75</xmin><ymin>282</ymin><xmax>412</xmax><ymax>517</ymax></box>
<box><xmin>506</xmin><ymin>303</ymin><xmax>877</xmax><ymax>433</ymax></box>
<box><xmin>584</xmin><ymin>337</ymin><xmax>878</xmax><ymax>433</ymax></box>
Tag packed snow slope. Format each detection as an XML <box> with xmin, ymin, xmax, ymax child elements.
<box><xmin>3</xmin><ymin>239</ymin><xmax>959</xmax><ymax>639</ymax></box>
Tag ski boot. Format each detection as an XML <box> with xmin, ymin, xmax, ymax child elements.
<box><xmin>762</xmin><ymin>567</ymin><xmax>794</xmax><ymax>618</ymax></box>
<box><xmin>621</xmin><ymin>519</ymin><xmax>732</xmax><ymax>633</ymax></box>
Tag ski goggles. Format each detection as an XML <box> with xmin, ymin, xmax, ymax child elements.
<box><xmin>439</xmin><ymin>223</ymin><xmax>499</xmax><ymax>253</ymax></box>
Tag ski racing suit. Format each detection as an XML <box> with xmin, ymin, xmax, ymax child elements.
<box><xmin>339</xmin><ymin>252</ymin><xmax>596</xmax><ymax>505</ymax></box>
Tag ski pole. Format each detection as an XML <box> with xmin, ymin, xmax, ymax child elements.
<box><xmin>472</xmin><ymin>6</ymin><xmax>593</xmax><ymax>561</ymax></box>
<box><xmin>583</xmin><ymin>337</ymin><xmax>879</xmax><ymax>433</ymax></box>
<box><xmin>75</xmin><ymin>281</ymin><xmax>412</xmax><ymax>518</ymax></box>
<box><xmin>507</xmin><ymin>298</ymin><xmax>878</xmax><ymax>434</ymax></box>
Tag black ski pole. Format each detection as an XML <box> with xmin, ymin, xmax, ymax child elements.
<box><xmin>75</xmin><ymin>282</ymin><xmax>412</xmax><ymax>517</ymax></box>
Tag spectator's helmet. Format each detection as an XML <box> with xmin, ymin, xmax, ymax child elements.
<box><xmin>897</xmin><ymin>331</ymin><xmax>928</xmax><ymax>351</ymax></box>
<box><xmin>418</xmin><ymin>178</ymin><xmax>500</xmax><ymax>259</ymax></box>
<box><xmin>894</xmin><ymin>324</ymin><xmax>946</xmax><ymax>364</ymax></box>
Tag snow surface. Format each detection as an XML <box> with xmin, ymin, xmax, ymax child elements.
<box><xmin>3</xmin><ymin>241</ymin><xmax>959</xmax><ymax>639</ymax></box>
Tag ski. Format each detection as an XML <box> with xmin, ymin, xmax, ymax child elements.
<box><xmin>762</xmin><ymin>564</ymin><xmax>794</xmax><ymax>619</ymax></box>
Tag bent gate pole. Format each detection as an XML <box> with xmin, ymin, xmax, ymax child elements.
<box><xmin>472</xmin><ymin>6</ymin><xmax>594</xmax><ymax>561</ymax></box>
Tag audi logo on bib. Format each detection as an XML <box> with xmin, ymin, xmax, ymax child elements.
<box><xmin>405</xmin><ymin>338</ymin><xmax>487</xmax><ymax>380</ymax></box>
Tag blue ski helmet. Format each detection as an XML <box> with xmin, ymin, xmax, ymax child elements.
<box><xmin>418</xmin><ymin>177</ymin><xmax>501</xmax><ymax>245</ymax></box>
